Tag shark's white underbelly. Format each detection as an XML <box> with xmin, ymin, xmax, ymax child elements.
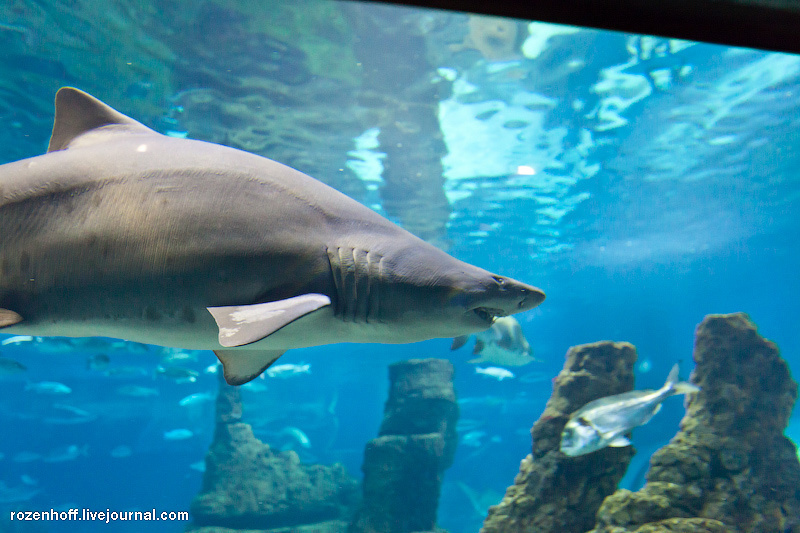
<box><xmin>1</xmin><ymin>306</ymin><xmax>421</xmax><ymax>351</ymax></box>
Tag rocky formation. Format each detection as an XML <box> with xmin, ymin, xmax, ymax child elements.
<box><xmin>188</xmin><ymin>372</ymin><xmax>359</xmax><ymax>533</ymax></box>
<box><xmin>481</xmin><ymin>341</ymin><xmax>638</xmax><ymax>533</ymax></box>
<box><xmin>349</xmin><ymin>359</ymin><xmax>459</xmax><ymax>533</ymax></box>
<box><xmin>590</xmin><ymin>313</ymin><xmax>799</xmax><ymax>533</ymax></box>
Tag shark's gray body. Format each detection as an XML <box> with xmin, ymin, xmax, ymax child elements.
<box><xmin>0</xmin><ymin>88</ymin><xmax>545</xmax><ymax>384</ymax></box>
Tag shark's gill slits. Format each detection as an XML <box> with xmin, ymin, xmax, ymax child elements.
<box><xmin>326</xmin><ymin>246</ymin><xmax>383</xmax><ymax>324</ymax></box>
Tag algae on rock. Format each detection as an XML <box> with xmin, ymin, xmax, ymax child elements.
<box><xmin>590</xmin><ymin>313</ymin><xmax>800</xmax><ymax>533</ymax></box>
<box><xmin>350</xmin><ymin>359</ymin><xmax>458</xmax><ymax>533</ymax></box>
<box><xmin>188</xmin><ymin>372</ymin><xmax>359</xmax><ymax>532</ymax></box>
<box><xmin>481</xmin><ymin>341</ymin><xmax>638</xmax><ymax>533</ymax></box>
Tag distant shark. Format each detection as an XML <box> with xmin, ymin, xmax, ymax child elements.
<box><xmin>451</xmin><ymin>315</ymin><xmax>537</xmax><ymax>366</ymax></box>
<box><xmin>0</xmin><ymin>88</ymin><xmax>545</xmax><ymax>385</ymax></box>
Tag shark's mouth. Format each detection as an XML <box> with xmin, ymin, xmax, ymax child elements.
<box><xmin>473</xmin><ymin>307</ymin><xmax>505</xmax><ymax>324</ymax></box>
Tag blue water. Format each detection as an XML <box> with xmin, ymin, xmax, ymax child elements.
<box><xmin>1</xmin><ymin>2</ymin><xmax>799</xmax><ymax>532</ymax></box>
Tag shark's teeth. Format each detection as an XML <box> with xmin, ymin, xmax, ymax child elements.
<box><xmin>473</xmin><ymin>307</ymin><xmax>503</xmax><ymax>323</ymax></box>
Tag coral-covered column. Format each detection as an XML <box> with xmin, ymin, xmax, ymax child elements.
<box><xmin>481</xmin><ymin>341</ymin><xmax>637</xmax><ymax>533</ymax></box>
<box><xmin>590</xmin><ymin>313</ymin><xmax>799</xmax><ymax>533</ymax></box>
<box><xmin>350</xmin><ymin>358</ymin><xmax>459</xmax><ymax>533</ymax></box>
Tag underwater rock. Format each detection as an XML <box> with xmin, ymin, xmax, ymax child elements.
<box><xmin>350</xmin><ymin>359</ymin><xmax>458</xmax><ymax>533</ymax></box>
<box><xmin>188</xmin><ymin>372</ymin><xmax>359</xmax><ymax>532</ymax></box>
<box><xmin>590</xmin><ymin>313</ymin><xmax>800</xmax><ymax>533</ymax></box>
<box><xmin>188</xmin><ymin>521</ymin><xmax>351</xmax><ymax>533</ymax></box>
<box><xmin>378</xmin><ymin>358</ymin><xmax>459</xmax><ymax>466</ymax></box>
<box><xmin>481</xmin><ymin>341</ymin><xmax>637</xmax><ymax>533</ymax></box>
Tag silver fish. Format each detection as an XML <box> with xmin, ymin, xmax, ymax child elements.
<box><xmin>24</xmin><ymin>381</ymin><xmax>71</xmax><ymax>395</ymax></box>
<box><xmin>163</xmin><ymin>429</ymin><xmax>194</xmax><ymax>441</ymax></box>
<box><xmin>43</xmin><ymin>444</ymin><xmax>88</xmax><ymax>462</ymax></box>
<box><xmin>116</xmin><ymin>385</ymin><xmax>159</xmax><ymax>397</ymax></box>
<box><xmin>560</xmin><ymin>364</ymin><xmax>699</xmax><ymax>457</ymax></box>
<box><xmin>178</xmin><ymin>392</ymin><xmax>214</xmax><ymax>407</ymax></box>
<box><xmin>265</xmin><ymin>363</ymin><xmax>310</xmax><ymax>378</ymax></box>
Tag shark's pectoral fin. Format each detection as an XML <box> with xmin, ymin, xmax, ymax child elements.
<box><xmin>214</xmin><ymin>349</ymin><xmax>284</xmax><ymax>386</ymax></box>
<box><xmin>207</xmin><ymin>294</ymin><xmax>331</xmax><ymax>348</ymax></box>
<box><xmin>0</xmin><ymin>309</ymin><xmax>23</xmax><ymax>328</ymax></box>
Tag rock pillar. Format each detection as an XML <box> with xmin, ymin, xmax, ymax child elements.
<box><xmin>590</xmin><ymin>313</ymin><xmax>799</xmax><ymax>533</ymax></box>
<box><xmin>481</xmin><ymin>341</ymin><xmax>638</xmax><ymax>533</ymax></box>
<box><xmin>350</xmin><ymin>359</ymin><xmax>458</xmax><ymax>533</ymax></box>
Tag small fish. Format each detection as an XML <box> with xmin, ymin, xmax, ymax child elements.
<box><xmin>160</xmin><ymin>350</ymin><xmax>198</xmax><ymax>365</ymax></box>
<box><xmin>43</xmin><ymin>403</ymin><xmax>97</xmax><ymax>425</ymax></box>
<box><xmin>189</xmin><ymin>460</ymin><xmax>206</xmax><ymax>472</ymax></box>
<box><xmin>636</xmin><ymin>359</ymin><xmax>653</xmax><ymax>374</ymax></box>
<box><xmin>86</xmin><ymin>353</ymin><xmax>110</xmax><ymax>371</ymax></box>
<box><xmin>240</xmin><ymin>381</ymin><xmax>268</xmax><ymax>392</ymax></box>
<box><xmin>12</xmin><ymin>451</ymin><xmax>41</xmax><ymax>463</ymax></box>
<box><xmin>456</xmin><ymin>419</ymin><xmax>485</xmax><ymax>432</ymax></box>
<box><xmin>0</xmin><ymin>481</ymin><xmax>41</xmax><ymax>504</ymax></box>
<box><xmin>44</xmin><ymin>444</ymin><xmax>88</xmax><ymax>462</ymax></box>
<box><xmin>460</xmin><ymin>430</ymin><xmax>486</xmax><ymax>447</ymax></box>
<box><xmin>0</xmin><ymin>335</ymin><xmax>35</xmax><ymax>346</ymax></box>
<box><xmin>475</xmin><ymin>366</ymin><xmax>515</xmax><ymax>381</ymax></box>
<box><xmin>20</xmin><ymin>475</ymin><xmax>38</xmax><ymax>486</ymax></box>
<box><xmin>203</xmin><ymin>364</ymin><xmax>219</xmax><ymax>375</ymax></box>
<box><xmin>113</xmin><ymin>341</ymin><xmax>152</xmax><ymax>353</ymax></box>
<box><xmin>178</xmin><ymin>392</ymin><xmax>214</xmax><ymax>407</ymax></box>
<box><xmin>519</xmin><ymin>370</ymin><xmax>552</xmax><ymax>384</ymax></box>
<box><xmin>116</xmin><ymin>385</ymin><xmax>160</xmax><ymax>397</ymax></box>
<box><xmin>104</xmin><ymin>365</ymin><xmax>149</xmax><ymax>377</ymax></box>
<box><xmin>266</xmin><ymin>363</ymin><xmax>311</xmax><ymax>378</ymax></box>
<box><xmin>51</xmin><ymin>403</ymin><xmax>93</xmax><ymax>418</ymax></box>
<box><xmin>163</xmin><ymin>429</ymin><xmax>194</xmax><ymax>441</ymax></box>
<box><xmin>457</xmin><ymin>396</ymin><xmax>506</xmax><ymax>407</ymax></box>
<box><xmin>156</xmin><ymin>365</ymin><xmax>199</xmax><ymax>383</ymax></box>
<box><xmin>25</xmin><ymin>381</ymin><xmax>72</xmax><ymax>394</ymax></box>
<box><xmin>109</xmin><ymin>445</ymin><xmax>132</xmax><ymax>459</ymax></box>
<box><xmin>0</xmin><ymin>356</ymin><xmax>26</xmax><ymax>374</ymax></box>
<box><xmin>452</xmin><ymin>316</ymin><xmax>537</xmax><ymax>366</ymax></box>
<box><xmin>278</xmin><ymin>426</ymin><xmax>311</xmax><ymax>449</ymax></box>
<box><xmin>560</xmin><ymin>364</ymin><xmax>700</xmax><ymax>457</ymax></box>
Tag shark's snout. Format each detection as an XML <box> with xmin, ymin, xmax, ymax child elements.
<box><xmin>489</xmin><ymin>275</ymin><xmax>546</xmax><ymax>313</ymax></box>
<box><xmin>516</xmin><ymin>283</ymin><xmax>547</xmax><ymax>310</ymax></box>
<box><xmin>468</xmin><ymin>276</ymin><xmax>545</xmax><ymax>325</ymax></box>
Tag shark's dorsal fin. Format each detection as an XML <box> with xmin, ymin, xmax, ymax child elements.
<box><xmin>47</xmin><ymin>87</ymin><xmax>157</xmax><ymax>153</ymax></box>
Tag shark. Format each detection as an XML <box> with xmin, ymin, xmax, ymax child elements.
<box><xmin>451</xmin><ymin>315</ymin><xmax>537</xmax><ymax>366</ymax></box>
<box><xmin>0</xmin><ymin>87</ymin><xmax>545</xmax><ymax>385</ymax></box>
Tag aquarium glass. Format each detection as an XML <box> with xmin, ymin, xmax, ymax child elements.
<box><xmin>0</xmin><ymin>1</ymin><xmax>798</xmax><ymax>532</ymax></box>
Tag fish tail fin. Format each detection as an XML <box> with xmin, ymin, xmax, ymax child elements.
<box><xmin>664</xmin><ymin>363</ymin><xmax>680</xmax><ymax>387</ymax></box>
<box><xmin>672</xmin><ymin>381</ymin><xmax>701</xmax><ymax>396</ymax></box>
<box><xmin>663</xmin><ymin>363</ymin><xmax>700</xmax><ymax>396</ymax></box>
